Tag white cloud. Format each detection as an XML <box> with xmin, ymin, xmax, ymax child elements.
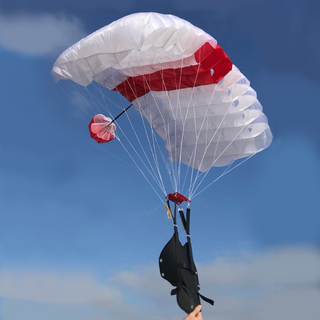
<box><xmin>0</xmin><ymin>269</ymin><xmax>122</xmax><ymax>305</ymax></box>
<box><xmin>0</xmin><ymin>247</ymin><xmax>319</xmax><ymax>320</ymax></box>
<box><xmin>256</xmin><ymin>287</ymin><xmax>320</xmax><ymax>320</ymax></box>
<box><xmin>199</xmin><ymin>246</ymin><xmax>320</xmax><ymax>289</ymax></box>
<box><xmin>113</xmin><ymin>246</ymin><xmax>320</xmax><ymax>320</ymax></box>
<box><xmin>0</xmin><ymin>300</ymin><xmax>93</xmax><ymax>320</ymax></box>
<box><xmin>0</xmin><ymin>12</ymin><xmax>86</xmax><ymax>55</ymax></box>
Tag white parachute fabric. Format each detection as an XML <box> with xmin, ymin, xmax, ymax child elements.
<box><xmin>135</xmin><ymin>66</ymin><xmax>272</xmax><ymax>171</ymax></box>
<box><xmin>52</xmin><ymin>12</ymin><xmax>214</xmax><ymax>86</ymax></box>
<box><xmin>52</xmin><ymin>12</ymin><xmax>272</xmax><ymax>174</ymax></box>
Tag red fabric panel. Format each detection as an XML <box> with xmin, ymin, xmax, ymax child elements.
<box><xmin>166</xmin><ymin>192</ymin><xmax>190</xmax><ymax>204</ymax></box>
<box><xmin>114</xmin><ymin>42</ymin><xmax>232</xmax><ymax>102</ymax></box>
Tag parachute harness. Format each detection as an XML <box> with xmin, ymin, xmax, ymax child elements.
<box><xmin>159</xmin><ymin>193</ymin><xmax>214</xmax><ymax>314</ymax></box>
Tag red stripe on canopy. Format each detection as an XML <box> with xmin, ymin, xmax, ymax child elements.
<box><xmin>113</xmin><ymin>43</ymin><xmax>232</xmax><ymax>102</ymax></box>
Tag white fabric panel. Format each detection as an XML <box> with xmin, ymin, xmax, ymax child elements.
<box><xmin>92</xmin><ymin>54</ymin><xmax>198</xmax><ymax>90</ymax></box>
<box><xmin>132</xmin><ymin>66</ymin><xmax>272</xmax><ymax>171</ymax></box>
<box><xmin>52</xmin><ymin>12</ymin><xmax>215</xmax><ymax>86</ymax></box>
<box><xmin>173</xmin><ymin>129</ymin><xmax>272</xmax><ymax>168</ymax></box>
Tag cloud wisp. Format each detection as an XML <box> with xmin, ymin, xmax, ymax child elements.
<box><xmin>113</xmin><ymin>246</ymin><xmax>320</xmax><ymax>320</ymax></box>
<box><xmin>0</xmin><ymin>13</ymin><xmax>86</xmax><ymax>56</ymax></box>
<box><xmin>0</xmin><ymin>270</ymin><xmax>122</xmax><ymax>305</ymax></box>
<box><xmin>0</xmin><ymin>246</ymin><xmax>319</xmax><ymax>320</ymax></box>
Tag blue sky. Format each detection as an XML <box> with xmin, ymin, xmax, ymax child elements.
<box><xmin>0</xmin><ymin>1</ymin><xmax>320</xmax><ymax>320</ymax></box>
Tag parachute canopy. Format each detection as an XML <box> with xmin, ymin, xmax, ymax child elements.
<box><xmin>52</xmin><ymin>12</ymin><xmax>272</xmax><ymax>172</ymax></box>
